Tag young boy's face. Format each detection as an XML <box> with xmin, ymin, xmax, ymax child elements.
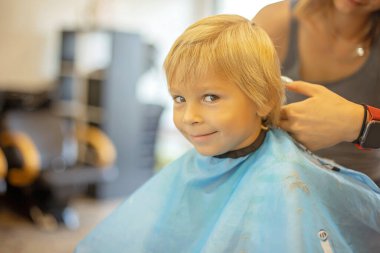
<box><xmin>169</xmin><ymin>74</ymin><xmax>263</xmax><ymax>157</ymax></box>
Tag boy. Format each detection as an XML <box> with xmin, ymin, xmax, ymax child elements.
<box><xmin>75</xmin><ymin>14</ymin><xmax>380</xmax><ymax>253</ymax></box>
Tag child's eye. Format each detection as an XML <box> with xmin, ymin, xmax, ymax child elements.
<box><xmin>203</xmin><ymin>94</ymin><xmax>219</xmax><ymax>103</ymax></box>
<box><xmin>173</xmin><ymin>96</ymin><xmax>186</xmax><ymax>103</ymax></box>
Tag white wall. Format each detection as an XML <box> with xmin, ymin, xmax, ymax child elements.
<box><xmin>216</xmin><ymin>0</ymin><xmax>281</xmax><ymax>18</ymax></box>
<box><xmin>0</xmin><ymin>0</ymin><xmax>208</xmax><ymax>91</ymax></box>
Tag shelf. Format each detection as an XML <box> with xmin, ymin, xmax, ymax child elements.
<box><xmin>53</xmin><ymin>101</ymin><xmax>86</xmax><ymax>119</ymax></box>
<box><xmin>59</xmin><ymin>60</ymin><xmax>75</xmax><ymax>76</ymax></box>
<box><xmin>86</xmin><ymin>106</ymin><xmax>104</xmax><ymax>125</ymax></box>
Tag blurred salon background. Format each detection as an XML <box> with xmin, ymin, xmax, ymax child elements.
<box><xmin>0</xmin><ymin>0</ymin><xmax>278</xmax><ymax>252</ymax></box>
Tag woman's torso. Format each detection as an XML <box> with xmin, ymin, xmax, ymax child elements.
<box><xmin>282</xmin><ymin>0</ymin><xmax>380</xmax><ymax>183</ymax></box>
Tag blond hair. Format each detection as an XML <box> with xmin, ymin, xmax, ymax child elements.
<box><xmin>163</xmin><ymin>14</ymin><xmax>284</xmax><ymax>126</ymax></box>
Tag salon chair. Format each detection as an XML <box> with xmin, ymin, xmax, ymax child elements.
<box><xmin>0</xmin><ymin>91</ymin><xmax>117</xmax><ymax>230</ymax></box>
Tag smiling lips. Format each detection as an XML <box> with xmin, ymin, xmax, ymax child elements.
<box><xmin>349</xmin><ymin>0</ymin><xmax>366</xmax><ymax>5</ymax></box>
<box><xmin>189</xmin><ymin>131</ymin><xmax>218</xmax><ymax>141</ymax></box>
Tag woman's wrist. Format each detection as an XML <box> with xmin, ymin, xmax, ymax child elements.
<box><xmin>352</xmin><ymin>104</ymin><xmax>368</xmax><ymax>144</ymax></box>
<box><xmin>347</xmin><ymin>103</ymin><xmax>366</xmax><ymax>143</ymax></box>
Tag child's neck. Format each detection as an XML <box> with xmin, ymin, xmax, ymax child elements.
<box><xmin>214</xmin><ymin>129</ymin><xmax>268</xmax><ymax>159</ymax></box>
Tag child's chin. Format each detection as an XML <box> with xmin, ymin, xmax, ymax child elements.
<box><xmin>195</xmin><ymin>148</ymin><xmax>224</xmax><ymax>157</ymax></box>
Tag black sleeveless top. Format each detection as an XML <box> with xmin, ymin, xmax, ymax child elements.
<box><xmin>282</xmin><ymin>0</ymin><xmax>380</xmax><ymax>183</ymax></box>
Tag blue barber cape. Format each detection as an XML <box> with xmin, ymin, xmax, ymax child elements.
<box><xmin>75</xmin><ymin>129</ymin><xmax>380</xmax><ymax>253</ymax></box>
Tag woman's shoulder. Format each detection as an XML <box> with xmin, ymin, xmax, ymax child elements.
<box><xmin>252</xmin><ymin>0</ymin><xmax>292</xmax><ymax>61</ymax></box>
<box><xmin>253</xmin><ymin>0</ymin><xmax>291</xmax><ymax>33</ymax></box>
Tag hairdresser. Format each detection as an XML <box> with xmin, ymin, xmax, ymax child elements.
<box><xmin>253</xmin><ymin>0</ymin><xmax>380</xmax><ymax>184</ymax></box>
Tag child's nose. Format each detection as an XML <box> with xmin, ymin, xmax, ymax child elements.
<box><xmin>182</xmin><ymin>103</ymin><xmax>202</xmax><ymax>125</ymax></box>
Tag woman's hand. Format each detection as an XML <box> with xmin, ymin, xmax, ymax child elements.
<box><xmin>280</xmin><ymin>81</ymin><xmax>364</xmax><ymax>151</ymax></box>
